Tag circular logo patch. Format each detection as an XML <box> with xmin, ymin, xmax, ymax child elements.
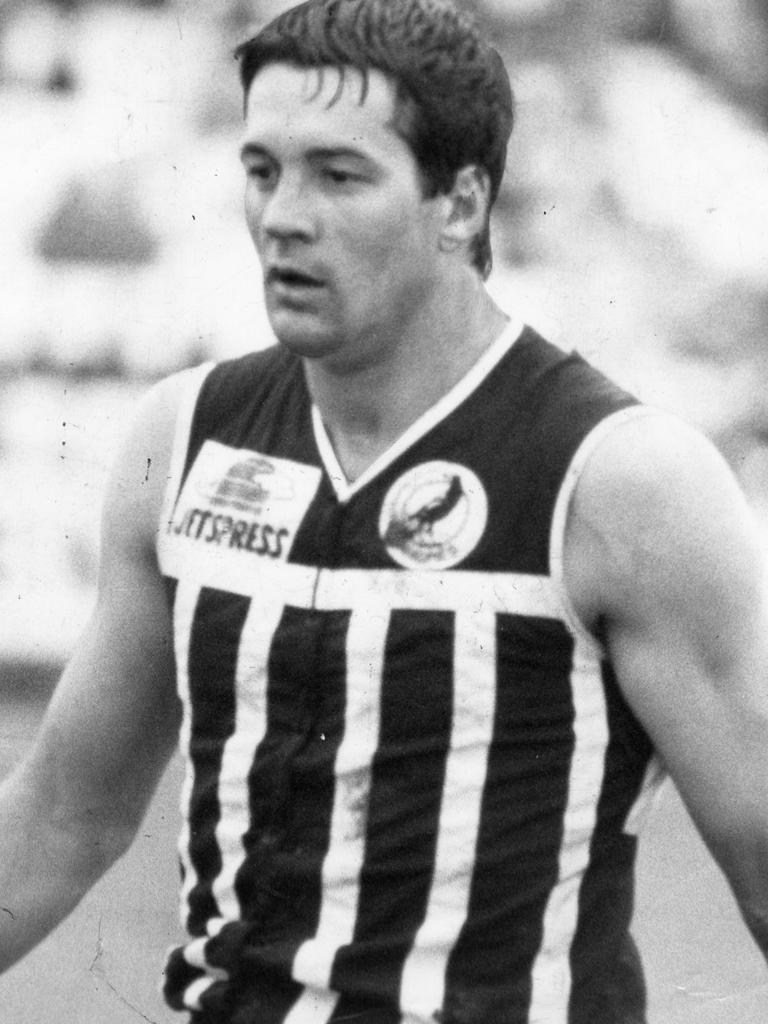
<box><xmin>379</xmin><ymin>461</ymin><xmax>488</xmax><ymax>570</ymax></box>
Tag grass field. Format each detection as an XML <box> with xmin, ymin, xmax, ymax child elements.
<box><xmin>0</xmin><ymin>693</ymin><xmax>765</xmax><ymax>1024</ymax></box>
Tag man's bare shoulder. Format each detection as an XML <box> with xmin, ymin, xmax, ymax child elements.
<box><xmin>564</xmin><ymin>409</ymin><xmax>765</xmax><ymax>634</ymax></box>
<box><xmin>101</xmin><ymin>364</ymin><xmax>211</xmax><ymax>559</ymax></box>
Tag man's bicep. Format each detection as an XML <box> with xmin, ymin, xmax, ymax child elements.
<box><xmin>604</xmin><ymin>499</ymin><xmax>768</xmax><ymax>953</ymax></box>
<box><xmin>606</xmin><ymin>567</ymin><xmax>768</xmax><ymax>817</ymax></box>
<box><xmin>570</xmin><ymin>414</ymin><xmax>768</xmax><ymax>854</ymax></box>
<box><xmin>34</xmin><ymin>556</ymin><xmax>179</xmax><ymax>814</ymax></box>
<box><xmin>26</xmin><ymin>378</ymin><xmax>184</xmax><ymax>836</ymax></box>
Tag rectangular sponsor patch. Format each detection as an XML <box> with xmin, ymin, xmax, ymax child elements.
<box><xmin>162</xmin><ymin>440</ymin><xmax>322</xmax><ymax>569</ymax></box>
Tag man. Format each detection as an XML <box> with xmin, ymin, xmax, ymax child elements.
<box><xmin>1</xmin><ymin>1</ymin><xmax>767</xmax><ymax>1022</ymax></box>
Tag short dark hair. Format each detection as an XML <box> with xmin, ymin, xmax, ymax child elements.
<box><xmin>235</xmin><ymin>0</ymin><xmax>514</xmax><ymax>279</ymax></box>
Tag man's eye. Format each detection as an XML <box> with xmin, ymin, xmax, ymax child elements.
<box><xmin>324</xmin><ymin>168</ymin><xmax>357</xmax><ymax>185</ymax></box>
<box><xmin>246</xmin><ymin>163</ymin><xmax>275</xmax><ymax>183</ymax></box>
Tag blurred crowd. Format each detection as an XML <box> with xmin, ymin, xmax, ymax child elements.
<box><xmin>2</xmin><ymin>0</ymin><xmax>768</xmax><ymax>664</ymax></box>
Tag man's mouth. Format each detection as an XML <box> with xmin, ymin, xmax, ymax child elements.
<box><xmin>267</xmin><ymin>267</ymin><xmax>325</xmax><ymax>289</ymax></box>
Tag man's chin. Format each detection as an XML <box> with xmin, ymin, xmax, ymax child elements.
<box><xmin>268</xmin><ymin>318</ymin><xmax>337</xmax><ymax>359</ymax></box>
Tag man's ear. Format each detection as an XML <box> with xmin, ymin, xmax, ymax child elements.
<box><xmin>439</xmin><ymin>165</ymin><xmax>491</xmax><ymax>254</ymax></box>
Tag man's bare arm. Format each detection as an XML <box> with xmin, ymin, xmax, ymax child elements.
<box><xmin>565</xmin><ymin>412</ymin><xmax>768</xmax><ymax>958</ymax></box>
<box><xmin>0</xmin><ymin>373</ymin><xmax>187</xmax><ymax>971</ymax></box>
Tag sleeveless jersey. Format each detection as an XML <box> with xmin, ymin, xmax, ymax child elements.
<box><xmin>157</xmin><ymin>322</ymin><xmax>663</xmax><ymax>1024</ymax></box>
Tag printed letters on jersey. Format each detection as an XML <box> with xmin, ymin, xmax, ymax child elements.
<box><xmin>165</xmin><ymin>440</ymin><xmax>322</xmax><ymax>569</ymax></box>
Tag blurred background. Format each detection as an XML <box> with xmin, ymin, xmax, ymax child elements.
<box><xmin>1</xmin><ymin>0</ymin><xmax>767</xmax><ymax>1021</ymax></box>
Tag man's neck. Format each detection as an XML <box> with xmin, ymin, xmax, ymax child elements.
<box><xmin>304</xmin><ymin>278</ymin><xmax>510</xmax><ymax>483</ymax></box>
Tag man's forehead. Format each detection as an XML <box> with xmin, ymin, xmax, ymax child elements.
<box><xmin>245</xmin><ymin>61</ymin><xmax>397</xmax><ymax>119</ymax></box>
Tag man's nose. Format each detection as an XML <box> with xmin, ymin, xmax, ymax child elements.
<box><xmin>260</xmin><ymin>175</ymin><xmax>315</xmax><ymax>241</ymax></box>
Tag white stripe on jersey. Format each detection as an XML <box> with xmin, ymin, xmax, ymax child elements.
<box><xmin>283</xmin><ymin>986</ymin><xmax>342</xmax><ymax>1024</ymax></box>
<box><xmin>181</xmin><ymin>933</ymin><xmax>227</xmax><ymax>979</ymax></box>
<box><xmin>182</xmin><ymin>975</ymin><xmax>218</xmax><ymax>1013</ymax></box>
<box><xmin>174</xmin><ymin>580</ymin><xmax>224</xmax><ymax>1009</ymax></box>
<box><xmin>527</xmin><ymin>638</ymin><xmax>609</xmax><ymax>1024</ymax></box>
<box><xmin>210</xmin><ymin>594</ymin><xmax>282</xmax><ymax>921</ymax></box>
<box><xmin>398</xmin><ymin>609</ymin><xmax>498</xmax><ymax>1018</ymax></box>
<box><xmin>158</xmin><ymin>542</ymin><xmax>562</xmax><ymax>621</ymax></box>
<box><xmin>174</xmin><ymin>580</ymin><xmax>204</xmax><ymax>932</ymax></box>
<box><xmin>287</xmin><ymin>608</ymin><xmax>389</xmax><ymax>1019</ymax></box>
<box><xmin>313</xmin><ymin>569</ymin><xmax>559</xmax><ymax>618</ymax></box>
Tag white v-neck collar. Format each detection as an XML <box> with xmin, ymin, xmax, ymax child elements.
<box><xmin>311</xmin><ymin>317</ymin><xmax>525</xmax><ymax>502</ymax></box>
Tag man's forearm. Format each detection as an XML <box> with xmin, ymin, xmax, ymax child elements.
<box><xmin>0</xmin><ymin>764</ymin><xmax>124</xmax><ymax>973</ymax></box>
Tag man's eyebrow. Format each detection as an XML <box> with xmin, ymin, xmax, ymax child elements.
<box><xmin>306</xmin><ymin>146</ymin><xmax>370</xmax><ymax>161</ymax></box>
<box><xmin>239</xmin><ymin>141</ymin><xmax>372</xmax><ymax>162</ymax></box>
<box><xmin>239</xmin><ymin>142</ymin><xmax>269</xmax><ymax>161</ymax></box>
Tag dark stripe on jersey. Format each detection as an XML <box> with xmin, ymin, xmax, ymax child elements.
<box><xmin>186</xmin><ymin>587</ymin><xmax>248</xmax><ymax>935</ymax></box>
<box><xmin>331</xmin><ymin>610</ymin><xmax>454</xmax><ymax>1005</ymax></box>
<box><xmin>330</xmin><ymin>994</ymin><xmax>402</xmax><ymax>1024</ymax></box>
<box><xmin>568</xmin><ymin>662</ymin><xmax>653</xmax><ymax>1024</ymax></box>
<box><xmin>188</xmin><ymin>965</ymin><xmax>305</xmax><ymax>1024</ymax></box>
<box><xmin>194</xmin><ymin>607</ymin><xmax>348</xmax><ymax>1024</ymax></box>
<box><xmin>163</xmin><ymin>574</ymin><xmax>178</xmax><ymax>611</ymax></box>
<box><xmin>163</xmin><ymin>946</ymin><xmax>208</xmax><ymax>1011</ymax></box>
<box><xmin>194</xmin><ymin>607</ymin><xmax>351</xmax><ymax>1024</ymax></box>
<box><xmin>443</xmin><ymin>615</ymin><xmax>577</xmax><ymax>1024</ymax></box>
<box><xmin>168</xmin><ymin>955</ymin><xmax>300</xmax><ymax>1023</ymax></box>
<box><xmin>235</xmin><ymin>608</ymin><xmax>347</xmax><ymax>937</ymax></box>
<box><xmin>199</xmin><ymin>941</ymin><xmax>305</xmax><ymax>1024</ymax></box>
<box><xmin>290</xmin><ymin>476</ymin><xmax>345</xmax><ymax>567</ymax></box>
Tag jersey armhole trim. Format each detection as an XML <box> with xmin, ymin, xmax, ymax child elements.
<box><xmin>549</xmin><ymin>404</ymin><xmax>663</xmax><ymax>657</ymax></box>
<box><xmin>157</xmin><ymin>361</ymin><xmax>215</xmax><ymax>541</ymax></box>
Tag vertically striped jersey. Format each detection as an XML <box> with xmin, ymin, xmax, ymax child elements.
<box><xmin>157</xmin><ymin>322</ymin><xmax>663</xmax><ymax>1024</ymax></box>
